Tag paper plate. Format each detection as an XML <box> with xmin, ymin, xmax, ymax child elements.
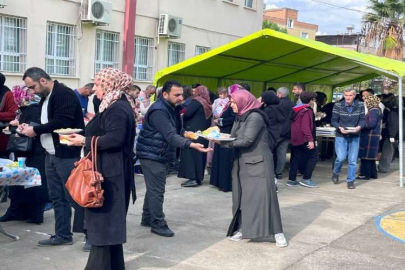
<box><xmin>54</xmin><ymin>128</ymin><xmax>83</xmax><ymax>135</ymax></box>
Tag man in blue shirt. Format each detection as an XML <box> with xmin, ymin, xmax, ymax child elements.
<box><xmin>74</xmin><ymin>83</ymin><xmax>94</xmax><ymax>119</ymax></box>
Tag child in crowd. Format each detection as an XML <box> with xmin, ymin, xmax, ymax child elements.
<box><xmin>212</xmin><ymin>87</ymin><xmax>229</xmax><ymax>118</ymax></box>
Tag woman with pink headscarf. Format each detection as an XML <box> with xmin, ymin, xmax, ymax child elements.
<box><xmin>178</xmin><ymin>85</ymin><xmax>212</xmax><ymax>187</ymax></box>
<box><xmin>218</xmin><ymin>90</ymin><xmax>287</xmax><ymax>248</ymax></box>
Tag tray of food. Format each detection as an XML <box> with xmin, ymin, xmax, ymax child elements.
<box><xmin>54</xmin><ymin>128</ymin><xmax>83</xmax><ymax>135</ymax></box>
<box><xmin>191</xmin><ymin>127</ymin><xmax>236</xmax><ymax>141</ymax></box>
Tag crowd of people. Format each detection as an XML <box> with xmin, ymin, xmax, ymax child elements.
<box><xmin>0</xmin><ymin>67</ymin><xmax>403</xmax><ymax>269</ymax></box>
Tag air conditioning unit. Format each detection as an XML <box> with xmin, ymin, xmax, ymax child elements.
<box><xmin>81</xmin><ymin>0</ymin><xmax>112</xmax><ymax>25</ymax></box>
<box><xmin>159</xmin><ymin>14</ymin><xmax>183</xmax><ymax>39</ymax></box>
<box><xmin>0</xmin><ymin>0</ymin><xmax>8</xmax><ymax>8</ymax></box>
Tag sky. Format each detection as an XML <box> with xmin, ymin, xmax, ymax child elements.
<box><xmin>264</xmin><ymin>0</ymin><xmax>371</xmax><ymax>35</ymax></box>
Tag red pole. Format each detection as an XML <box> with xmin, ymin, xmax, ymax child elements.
<box><xmin>122</xmin><ymin>0</ymin><xmax>137</xmax><ymax>76</ymax></box>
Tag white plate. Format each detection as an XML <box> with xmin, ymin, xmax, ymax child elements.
<box><xmin>2</xmin><ymin>130</ymin><xmax>11</xmax><ymax>135</ymax></box>
<box><xmin>345</xmin><ymin>127</ymin><xmax>357</xmax><ymax>130</ymax></box>
<box><xmin>0</xmin><ymin>159</ymin><xmax>14</xmax><ymax>166</ymax></box>
<box><xmin>198</xmin><ymin>134</ymin><xmax>236</xmax><ymax>141</ymax></box>
<box><xmin>54</xmin><ymin>128</ymin><xmax>83</xmax><ymax>135</ymax></box>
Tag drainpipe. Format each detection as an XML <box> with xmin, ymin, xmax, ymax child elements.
<box><xmin>122</xmin><ymin>0</ymin><xmax>137</xmax><ymax>76</ymax></box>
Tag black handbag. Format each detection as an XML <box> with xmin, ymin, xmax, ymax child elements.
<box><xmin>6</xmin><ymin>134</ymin><xmax>33</xmax><ymax>153</ymax></box>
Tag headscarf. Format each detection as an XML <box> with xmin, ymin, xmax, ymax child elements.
<box><xmin>96</xmin><ymin>68</ymin><xmax>135</xmax><ymax>115</ymax></box>
<box><xmin>364</xmin><ymin>95</ymin><xmax>380</xmax><ymax>110</ymax></box>
<box><xmin>261</xmin><ymin>91</ymin><xmax>280</xmax><ymax>106</ymax></box>
<box><xmin>0</xmin><ymin>72</ymin><xmax>11</xmax><ymax>104</ymax></box>
<box><xmin>231</xmin><ymin>90</ymin><xmax>262</xmax><ymax>116</ymax></box>
<box><xmin>11</xmin><ymin>84</ymin><xmax>40</xmax><ymax>107</ymax></box>
<box><xmin>193</xmin><ymin>85</ymin><xmax>212</xmax><ymax>119</ymax></box>
<box><xmin>228</xmin><ymin>84</ymin><xmax>243</xmax><ymax>95</ymax></box>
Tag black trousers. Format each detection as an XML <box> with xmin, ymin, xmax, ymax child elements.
<box><xmin>85</xmin><ymin>244</ymin><xmax>124</xmax><ymax>270</ymax></box>
<box><xmin>140</xmin><ymin>159</ymin><xmax>169</xmax><ymax>228</ymax></box>
<box><xmin>289</xmin><ymin>144</ymin><xmax>319</xmax><ymax>181</ymax></box>
<box><xmin>360</xmin><ymin>159</ymin><xmax>377</xmax><ymax>178</ymax></box>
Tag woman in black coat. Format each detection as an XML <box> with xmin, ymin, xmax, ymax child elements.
<box><xmin>209</xmin><ymin>104</ymin><xmax>236</xmax><ymax>192</ymax></box>
<box><xmin>178</xmin><ymin>85</ymin><xmax>212</xmax><ymax>187</ymax></box>
<box><xmin>68</xmin><ymin>68</ymin><xmax>136</xmax><ymax>270</ymax></box>
<box><xmin>0</xmin><ymin>88</ymin><xmax>49</xmax><ymax>224</ymax></box>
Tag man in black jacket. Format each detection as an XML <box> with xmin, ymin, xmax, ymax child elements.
<box><xmin>137</xmin><ymin>80</ymin><xmax>211</xmax><ymax>237</ymax></box>
<box><xmin>20</xmin><ymin>67</ymin><xmax>85</xmax><ymax>247</ymax></box>
<box><xmin>274</xmin><ymin>87</ymin><xmax>295</xmax><ymax>180</ymax></box>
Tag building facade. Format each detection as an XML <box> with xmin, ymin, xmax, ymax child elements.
<box><xmin>263</xmin><ymin>8</ymin><xmax>318</xmax><ymax>40</ymax></box>
<box><xmin>315</xmin><ymin>34</ymin><xmax>362</xmax><ymax>51</ymax></box>
<box><xmin>0</xmin><ymin>0</ymin><xmax>263</xmax><ymax>89</ymax></box>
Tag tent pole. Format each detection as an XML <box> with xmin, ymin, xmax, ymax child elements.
<box><xmin>399</xmin><ymin>77</ymin><xmax>403</xmax><ymax>188</ymax></box>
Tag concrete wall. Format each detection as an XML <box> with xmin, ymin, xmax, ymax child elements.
<box><xmin>0</xmin><ymin>0</ymin><xmax>263</xmax><ymax>90</ymax></box>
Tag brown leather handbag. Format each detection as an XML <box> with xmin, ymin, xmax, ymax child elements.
<box><xmin>65</xmin><ymin>136</ymin><xmax>104</xmax><ymax>208</ymax></box>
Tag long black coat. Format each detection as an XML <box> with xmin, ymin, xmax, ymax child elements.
<box><xmin>9</xmin><ymin>104</ymin><xmax>49</xmax><ymax>203</ymax></box>
<box><xmin>210</xmin><ymin>106</ymin><xmax>236</xmax><ymax>192</ymax></box>
<box><xmin>84</xmin><ymin>95</ymin><xmax>136</xmax><ymax>246</ymax></box>
<box><xmin>178</xmin><ymin>99</ymin><xmax>211</xmax><ymax>181</ymax></box>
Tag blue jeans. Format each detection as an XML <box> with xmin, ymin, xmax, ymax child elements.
<box><xmin>45</xmin><ymin>154</ymin><xmax>80</xmax><ymax>241</ymax></box>
<box><xmin>333</xmin><ymin>136</ymin><xmax>360</xmax><ymax>182</ymax></box>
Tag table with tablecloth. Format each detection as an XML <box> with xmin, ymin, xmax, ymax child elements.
<box><xmin>0</xmin><ymin>165</ymin><xmax>42</xmax><ymax>240</ymax></box>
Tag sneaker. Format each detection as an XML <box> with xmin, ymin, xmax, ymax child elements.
<box><xmin>299</xmin><ymin>179</ymin><xmax>319</xmax><ymax>188</ymax></box>
<box><xmin>286</xmin><ymin>180</ymin><xmax>299</xmax><ymax>186</ymax></box>
<box><xmin>151</xmin><ymin>225</ymin><xmax>175</xmax><ymax>237</ymax></box>
<box><xmin>331</xmin><ymin>173</ymin><xmax>339</xmax><ymax>184</ymax></box>
<box><xmin>275</xmin><ymin>185</ymin><xmax>278</xmax><ymax>193</ymax></box>
<box><xmin>38</xmin><ymin>235</ymin><xmax>73</xmax><ymax>247</ymax></box>
<box><xmin>83</xmin><ymin>237</ymin><xmax>91</xmax><ymax>252</ymax></box>
<box><xmin>275</xmin><ymin>233</ymin><xmax>288</xmax><ymax>247</ymax></box>
<box><xmin>181</xmin><ymin>179</ymin><xmax>198</xmax><ymax>187</ymax></box>
<box><xmin>275</xmin><ymin>173</ymin><xmax>283</xmax><ymax>180</ymax></box>
<box><xmin>229</xmin><ymin>230</ymin><xmax>242</xmax><ymax>241</ymax></box>
<box><xmin>347</xmin><ymin>181</ymin><xmax>355</xmax><ymax>189</ymax></box>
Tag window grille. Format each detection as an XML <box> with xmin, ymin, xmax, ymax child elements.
<box><xmin>195</xmin><ymin>46</ymin><xmax>210</xmax><ymax>56</ymax></box>
<box><xmin>94</xmin><ymin>30</ymin><xmax>120</xmax><ymax>74</ymax></box>
<box><xmin>46</xmin><ymin>22</ymin><xmax>77</xmax><ymax>76</ymax></box>
<box><xmin>168</xmin><ymin>42</ymin><xmax>185</xmax><ymax>66</ymax></box>
<box><xmin>134</xmin><ymin>36</ymin><xmax>154</xmax><ymax>81</ymax></box>
<box><xmin>0</xmin><ymin>16</ymin><xmax>27</xmax><ymax>73</ymax></box>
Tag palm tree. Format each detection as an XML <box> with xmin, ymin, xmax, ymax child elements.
<box><xmin>362</xmin><ymin>0</ymin><xmax>405</xmax><ymax>60</ymax></box>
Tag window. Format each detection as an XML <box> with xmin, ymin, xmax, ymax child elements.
<box><xmin>244</xmin><ymin>0</ymin><xmax>253</xmax><ymax>8</ymax></box>
<box><xmin>0</xmin><ymin>15</ymin><xmax>27</xmax><ymax>73</ymax></box>
<box><xmin>301</xmin><ymin>32</ymin><xmax>309</xmax><ymax>39</ymax></box>
<box><xmin>134</xmin><ymin>36</ymin><xmax>154</xmax><ymax>81</ymax></box>
<box><xmin>168</xmin><ymin>42</ymin><xmax>185</xmax><ymax>66</ymax></box>
<box><xmin>287</xmin><ymin>19</ymin><xmax>294</xmax><ymax>28</ymax></box>
<box><xmin>46</xmin><ymin>22</ymin><xmax>77</xmax><ymax>76</ymax></box>
<box><xmin>195</xmin><ymin>46</ymin><xmax>210</xmax><ymax>56</ymax></box>
<box><xmin>95</xmin><ymin>30</ymin><xmax>120</xmax><ymax>74</ymax></box>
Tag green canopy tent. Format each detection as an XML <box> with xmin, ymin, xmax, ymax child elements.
<box><xmin>154</xmin><ymin>29</ymin><xmax>405</xmax><ymax>187</ymax></box>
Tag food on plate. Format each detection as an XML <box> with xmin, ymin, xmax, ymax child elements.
<box><xmin>5</xmin><ymin>162</ymin><xmax>18</xmax><ymax>168</ymax></box>
<box><xmin>200</xmin><ymin>126</ymin><xmax>221</xmax><ymax>139</ymax></box>
<box><xmin>54</xmin><ymin>128</ymin><xmax>83</xmax><ymax>134</ymax></box>
<box><xmin>2</xmin><ymin>126</ymin><xmax>11</xmax><ymax>134</ymax></box>
<box><xmin>185</xmin><ymin>132</ymin><xmax>199</xmax><ymax>140</ymax></box>
<box><xmin>59</xmin><ymin>135</ymin><xmax>70</xmax><ymax>145</ymax></box>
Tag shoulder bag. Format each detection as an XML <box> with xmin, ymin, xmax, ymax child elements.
<box><xmin>65</xmin><ymin>136</ymin><xmax>104</xmax><ymax>208</ymax></box>
<box><xmin>6</xmin><ymin>133</ymin><xmax>33</xmax><ymax>153</ymax></box>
